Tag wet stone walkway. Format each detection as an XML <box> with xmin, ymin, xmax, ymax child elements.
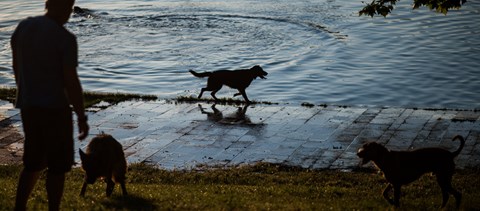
<box><xmin>1</xmin><ymin>99</ymin><xmax>480</xmax><ymax>170</ymax></box>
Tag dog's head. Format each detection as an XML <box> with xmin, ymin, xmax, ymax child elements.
<box><xmin>357</xmin><ymin>142</ymin><xmax>389</xmax><ymax>165</ymax></box>
<box><xmin>79</xmin><ymin>149</ymin><xmax>98</xmax><ymax>184</ymax></box>
<box><xmin>250</xmin><ymin>65</ymin><xmax>268</xmax><ymax>79</ymax></box>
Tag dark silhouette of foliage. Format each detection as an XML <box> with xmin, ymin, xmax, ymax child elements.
<box><xmin>359</xmin><ymin>0</ymin><xmax>467</xmax><ymax>17</ymax></box>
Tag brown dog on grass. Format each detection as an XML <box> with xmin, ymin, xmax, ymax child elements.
<box><xmin>79</xmin><ymin>134</ymin><xmax>127</xmax><ymax>197</ymax></box>
<box><xmin>357</xmin><ymin>135</ymin><xmax>464</xmax><ymax>208</ymax></box>
<box><xmin>189</xmin><ymin>65</ymin><xmax>268</xmax><ymax>104</ymax></box>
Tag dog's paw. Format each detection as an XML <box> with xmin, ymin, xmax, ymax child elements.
<box><xmin>385</xmin><ymin>198</ymin><xmax>395</xmax><ymax>206</ymax></box>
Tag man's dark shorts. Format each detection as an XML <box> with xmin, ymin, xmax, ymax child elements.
<box><xmin>21</xmin><ymin>107</ymin><xmax>74</xmax><ymax>173</ymax></box>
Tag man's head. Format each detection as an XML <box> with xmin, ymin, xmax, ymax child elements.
<box><xmin>45</xmin><ymin>0</ymin><xmax>75</xmax><ymax>25</ymax></box>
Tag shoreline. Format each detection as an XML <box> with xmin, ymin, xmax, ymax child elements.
<box><xmin>3</xmin><ymin>86</ymin><xmax>480</xmax><ymax>112</ymax></box>
<box><xmin>2</xmin><ymin>86</ymin><xmax>480</xmax><ymax>111</ymax></box>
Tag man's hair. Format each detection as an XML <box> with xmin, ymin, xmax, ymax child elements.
<box><xmin>45</xmin><ymin>0</ymin><xmax>75</xmax><ymax>10</ymax></box>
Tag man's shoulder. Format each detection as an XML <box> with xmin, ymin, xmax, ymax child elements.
<box><xmin>19</xmin><ymin>16</ymin><xmax>48</xmax><ymax>25</ymax></box>
<box><xmin>16</xmin><ymin>16</ymin><xmax>53</xmax><ymax>33</ymax></box>
<box><xmin>18</xmin><ymin>16</ymin><xmax>76</xmax><ymax>38</ymax></box>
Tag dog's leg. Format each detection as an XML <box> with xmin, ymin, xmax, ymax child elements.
<box><xmin>105</xmin><ymin>178</ymin><xmax>115</xmax><ymax>197</ymax></box>
<box><xmin>80</xmin><ymin>181</ymin><xmax>87</xmax><ymax>197</ymax></box>
<box><xmin>453</xmin><ymin>190</ymin><xmax>462</xmax><ymax>209</ymax></box>
<box><xmin>114</xmin><ymin>172</ymin><xmax>128</xmax><ymax>196</ymax></box>
<box><xmin>383</xmin><ymin>184</ymin><xmax>395</xmax><ymax>205</ymax></box>
<box><xmin>393</xmin><ymin>184</ymin><xmax>401</xmax><ymax>207</ymax></box>
<box><xmin>211</xmin><ymin>89</ymin><xmax>220</xmax><ymax>101</ymax></box>
<box><xmin>120</xmin><ymin>181</ymin><xmax>128</xmax><ymax>196</ymax></box>
<box><xmin>237</xmin><ymin>89</ymin><xmax>251</xmax><ymax>104</ymax></box>
<box><xmin>447</xmin><ymin>187</ymin><xmax>462</xmax><ymax>209</ymax></box>
<box><xmin>439</xmin><ymin>186</ymin><xmax>450</xmax><ymax>208</ymax></box>
<box><xmin>437</xmin><ymin>174</ymin><xmax>461</xmax><ymax>208</ymax></box>
<box><xmin>198</xmin><ymin>88</ymin><xmax>206</xmax><ymax>99</ymax></box>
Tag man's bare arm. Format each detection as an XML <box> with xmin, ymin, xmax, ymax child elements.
<box><xmin>11</xmin><ymin>36</ymin><xmax>19</xmax><ymax>85</ymax></box>
<box><xmin>64</xmin><ymin>66</ymin><xmax>89</xmax><ymax>140</ymax></box>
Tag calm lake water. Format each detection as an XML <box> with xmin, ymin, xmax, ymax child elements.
<box><xmin>1</xmin><ymin>0</ymin><xmax>479</xmax><ymax>108</ymax></box>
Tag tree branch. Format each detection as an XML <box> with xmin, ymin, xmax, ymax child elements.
<box><xmin>359</xmin><ymin>0</ymin><xmax>467</xmax><ymax>17</ymax></box>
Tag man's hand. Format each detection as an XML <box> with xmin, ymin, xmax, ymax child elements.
<box><xmin>64</xmin><ymin>66</ymin><xmax>89</xmax><ymax>140</ymax></box>
<box><xmin>78</xmin><ymin>119</ymin><xmax>89</xmax><ymax>140</ymax></box>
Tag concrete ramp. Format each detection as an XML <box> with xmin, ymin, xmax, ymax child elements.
<box><xmin>1</xmin><ymin>100</ymin><xmax>479</xmax><ymax>170</ymax></box>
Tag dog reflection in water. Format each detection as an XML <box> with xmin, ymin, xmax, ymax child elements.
<box><xmin>198</xmin><ymin>104</ymin><xmax>252</xmax><ymax>125</ymax></box>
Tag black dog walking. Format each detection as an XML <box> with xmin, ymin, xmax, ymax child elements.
<box><xmin>189</xmin><ymin>65</ymin><xmax>268</xmax><ymax>104</ymax></box>
<box><xmin>357</xmin><ymin>135</ymin><xmax>464</xmax><ymax>208</ymax></box>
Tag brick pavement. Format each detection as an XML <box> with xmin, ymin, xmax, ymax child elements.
<box><xmin>1</xmin><ymin>100</ymin><xmax>479</xmax><ymax>170</ymax></box>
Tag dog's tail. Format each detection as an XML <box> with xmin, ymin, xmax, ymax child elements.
<box><xmin>189</xmin><ymin>70</ymin><xmax>211</xmax><ymax>78</ymax></box>
<box><xmin>451</xmin><ymin>135</ymin><xmax>465</xmax><ymax>157</ymax></box>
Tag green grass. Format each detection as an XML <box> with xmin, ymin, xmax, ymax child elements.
<box><xmin>1</xmin><ymin>87</ymin><xmax>282</xmax><ymax>108</ymax></box>
<box><xmin>0</xmin><ymin>87</ymin><xmax>158</xmax><ymax>108</ymax></box>
<box><xmin>1</xmin><ymin>163</ymin><xmax>479</xmax><ymax>210</ymax></box>
<box><xmin>0</xmin><ymin>86</ymin><xmax>16</xmax><ymax>104</ymax></box>
<box><xmin>83</xmin><ymin>91</ymin><xmax>157</xmax><ymax>108</ymax></box>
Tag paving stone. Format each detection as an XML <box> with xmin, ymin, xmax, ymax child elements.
<box><xmin>1</xmin><ymin>100</ymin><xmax>479</xmax><ymax>170</ymax></box>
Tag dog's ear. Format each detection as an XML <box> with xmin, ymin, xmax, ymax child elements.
<box><xmin>251</xmin><ymin>65</ymin><xmax>261</xmax><ymax>70</ymax></box>
<box><xmin>79</xmin><ymin>149</ymin><xmax>87</xmax><ymax>161</ymax></box>
<box><xmin>357</xmin><ymin>147</ymin><xmax>365</xmax><ymax>156</ymax></box>
<box><xmin>357</xmin><ymin>147</ymin><xmax>369</xmax><ymax>165</ymax></box>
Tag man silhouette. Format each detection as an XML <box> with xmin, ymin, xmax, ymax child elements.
<box><xmin>11</xmin><ymin>0</ymin><xmax>89</xmax><ymax>210</ymax></box>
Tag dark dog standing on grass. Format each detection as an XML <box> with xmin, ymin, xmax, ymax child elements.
<box><xmin>357</xmin><ymin>135</ymin><xmax>465</xmax><ymax>208</ymax></box>
<box><xmin>79</xmin><ymin>134</ymin><xmax>128</xmax><ymax>197</ymax></box>
<box><xmin>189</xmin><ymin>65</ymin><xmax>268</xmax><ymax>104</ymax></box>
